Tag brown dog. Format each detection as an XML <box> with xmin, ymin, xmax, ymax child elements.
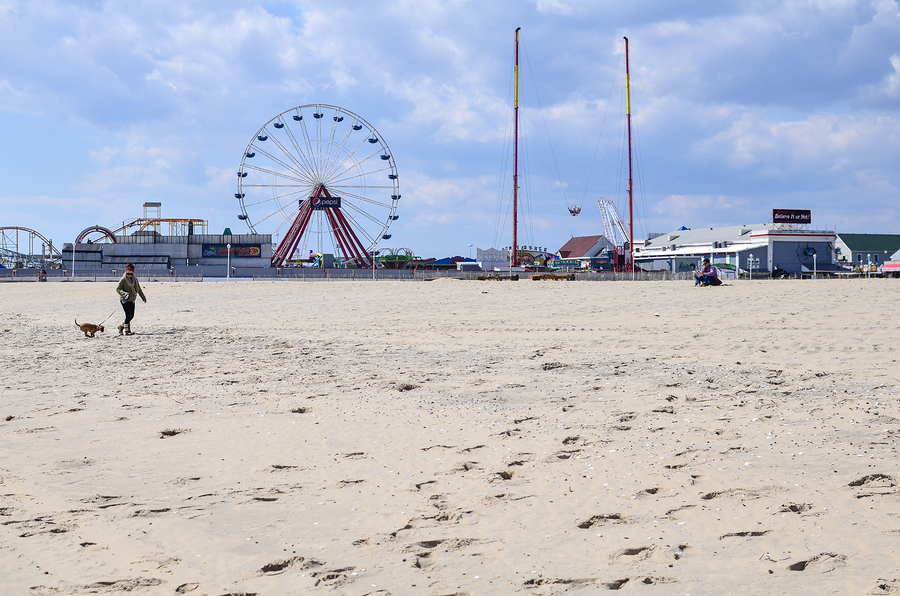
<box><xmin>75</xmin><ymin>319</ymin><xmax>104</xmax><ymax>338</ymax></box>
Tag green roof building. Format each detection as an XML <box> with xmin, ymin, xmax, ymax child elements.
<box><xmin>834</xmin><ymin>234</ymin><xmax>900</xmax><ymax>266</ymax></box>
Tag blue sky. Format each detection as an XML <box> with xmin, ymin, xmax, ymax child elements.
<box><xmin>2</xmin><ymin>0</ymin><xmax>900</xmax><ymax>258</ymax></box>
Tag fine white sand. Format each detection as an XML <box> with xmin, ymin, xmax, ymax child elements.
<box><xmin>1</xmin><ymin>278</ymin><xmax>899</xmax><ymax>595</ymax></box>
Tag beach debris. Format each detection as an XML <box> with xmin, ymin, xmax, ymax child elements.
<box><xmin>617</xmin><ymin>546</ymin><xmax>652</xmax><ymax>558</ymax></box>
<box><xmin>524</xmin><ymin>577</ymin><xmax>602</xmax><ymax>587</ymax></box>
<box><xmin>159</xmin><ymin>428</ymin><xmax>189</xmax><ymax>439</ymax></box>
<box><xmin>461</xmin><ymin>444</ymin><xmax>486</xmax><ymax>452</ymax></box>
<box><xmin>719</xmin><ymin>530</ymin><xmax>770</xmax><ymax>540</ymax></box>
<box><xmin>80</xmin><ymin>579</ymin><xmax>164</xmax><ymax>591</ymax></box>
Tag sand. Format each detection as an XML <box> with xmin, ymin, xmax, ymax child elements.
<box><xmin>1</xmin><ymin>277</ymin><xmax>899</xmax><ymax>595</ymax></box>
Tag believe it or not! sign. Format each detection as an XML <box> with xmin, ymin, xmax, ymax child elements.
<box><xmin>773</xmin><ymin>209</ymin><xmax>811</xmax><ymax>224</ymax></box>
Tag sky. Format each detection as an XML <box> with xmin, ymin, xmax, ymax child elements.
<box><xmin>2</xmin><ymin>0</ymin><xmax>900</xmax><ymax>259</ymax></box>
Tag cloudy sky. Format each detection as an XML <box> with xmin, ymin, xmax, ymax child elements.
<box><xmin>2</xmin><ymin>0</ymin><xmax>900</xmax><ymax>258</ymax></box>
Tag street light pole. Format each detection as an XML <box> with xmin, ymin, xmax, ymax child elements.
<box><xmin>227</xmin><ymin>243</ymin><xmax>231</xmax><ymax>280</ymax></box>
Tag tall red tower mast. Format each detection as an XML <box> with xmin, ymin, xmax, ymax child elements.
<box><xmin>624</xmin><ymin>36</ymin><xmax>634</xmax><ymax>272</ymax></box>
<box><xmin>512</xmin><ymin>27</ymin><xmax>521</xmax><ymax>268</ymax></box>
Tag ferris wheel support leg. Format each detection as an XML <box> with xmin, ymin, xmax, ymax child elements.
<box><xmin>272</xmin><ymin>205</ymin><xmax>313</xmax><ymax>267</ymax></box>
<box><xmin>324</xmin><ymin>208</ymin><xmax>365</xmax><ymax>268</ymax></box>
<box><xmin>322</xmin><ymin>209</ymin><xmax>350</xmax><ymax>264</ymax></box>
<box><xmin>332</xmin><ymin>208</ymin><xmax>372</xmax><ymax>268</ymax></box>
<box><xmin>341</xmin><ymin>214</ymin><xmax>372</xmax><ymax>269</ymax></box>
<box><xmin>284</xmin><ymin>207</ymin><xmax>313</xmax><ymax>263</ymax></box>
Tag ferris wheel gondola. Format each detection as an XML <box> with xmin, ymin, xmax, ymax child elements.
<box><xmin>236</xmin><ymin>104</ymin><xmax>400</xmax><ymax>268</ymax></box>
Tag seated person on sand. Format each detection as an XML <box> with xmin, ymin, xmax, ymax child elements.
<box><xmin>693</xmin><ymin>258</ymin><xmax>722</xmax><ymax>286</ymax></box>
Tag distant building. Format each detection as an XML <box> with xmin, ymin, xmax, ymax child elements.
<box><xmin>883</xmin><ymin>247</ymin><xmax>900</xmax><ymax>276</ymax></box>
<box><xmin>833</xmin><ymin>233</ymin><xmax>900</xmax><ymax>269</ymax></box>
<box><xmin>61</xmin><ymin>231</ymin><xmax>273</xmax><ymax>271</ymax></box>
<box><xmin>557</xmin><ymin>235</ymin><xmax>614</xmax><ymax>259</ymax></box>
<box><xmin>552</xmin><ymin>235</ymin><xmax>616</xmax><ymax>270</ymax></box>
<box><xmin>635</xmin><ymin>223</ymin><xmax>842</xmax><ymax>276</ymax></box>
<box><xmin>478</xmin><ymin>245</ymin><xmax>556</xmax><ymax>271</ymax></box>
<box><xmin>548</xmin><ymin>235</ymin><xmax>615</xmax><ymax>270</ymax></box>
<box><xmin>476</xmin><ymin>247</ymin><xmax>508</xmax><ymax>271</ymax></box>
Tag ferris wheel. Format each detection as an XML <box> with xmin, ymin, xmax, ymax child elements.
<box><xmin>236</xmin><ymin>104</ymin><xmax>400</xmax><ymax>268</ymax></box>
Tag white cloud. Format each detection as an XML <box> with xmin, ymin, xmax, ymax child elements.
<box><xmin>885</xmin><ymin>54</ymin><xmax>900</xmax><ymax>96</ymax></box>
<box><xmin>693</xmin><ymin>112</ymin><xmax>900</xmax><ymax>176</ymax></box>
<box><xmin>88</xmin><ymin>146</ymin><xmax>119</xmax><ymax>166</ymax></box>
<box><xmin>536</xmin><ymin>0</ymin><xmax>573</xmax><ymax>15</ymax></box>
<box><xmin>654</xmin><ymin>193</ymin><xmax>750</xmax><ymax>218</ymax></box>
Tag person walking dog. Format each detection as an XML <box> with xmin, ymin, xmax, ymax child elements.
<box><xmin>116</xmin><ymin>263</ymin><xmax>147</xmax><ymax>335</ymax></box>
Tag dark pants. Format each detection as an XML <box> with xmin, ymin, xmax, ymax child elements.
<box><xmin>121</xmin><ymin>301</ymin><xmax>135</xmax><ymax>325</ymax></box>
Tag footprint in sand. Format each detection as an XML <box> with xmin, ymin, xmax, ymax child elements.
<box><xmin>577</xmin><ymin>513</ymin><xmax>625</xmax><ymax>529</ymax></box>
<box><xmin>787</xmin><ymin>552</ymin><xmax>847</xmax><ymax>572</ymax></box>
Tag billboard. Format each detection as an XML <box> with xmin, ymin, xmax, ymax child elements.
<box><xmin>307</xmin><ymin>196</ymin><xmax>342</xmax><ymax>209</ymax></box>
<box><xmin>202</xmin><ymin>244</ymin><xmax>262</xmax><ymax>258</ymax></box>
<box><xmin>773</xmin><ymin>209</ymin><xmax>811</xmax><ymax>224</ymax></box>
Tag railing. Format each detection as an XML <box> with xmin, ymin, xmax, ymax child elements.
<box><xmin>0</xmin><ymin>268</ymin><xmax>886</xmax><ymax>282</ymax></box>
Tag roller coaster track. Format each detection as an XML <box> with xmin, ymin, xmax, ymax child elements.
<box><xmin>0</xmin><ymin>226</ymin><xmax>62</xmax><ymax>268</ymax></box>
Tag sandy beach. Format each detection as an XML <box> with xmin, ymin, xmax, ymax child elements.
<box><xmin>1</xmin><ymin>278</ymin><xmax>899</xmax><ymax>595</ymax></box>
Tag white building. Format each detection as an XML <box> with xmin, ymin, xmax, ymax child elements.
<box><xmin>635</xmin><ymin>223</ymin><xmax>842</xmax><ymax>276</ymax></box>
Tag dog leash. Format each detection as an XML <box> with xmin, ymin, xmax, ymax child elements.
<box><xmin>98</xmin><ymin>309</ymin><xmax>119</xmax><ymax>326</ymax></box>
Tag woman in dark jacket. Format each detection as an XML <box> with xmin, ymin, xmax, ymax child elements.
<box><xmin>115</xmin><ymin>263</ymin><xmax>147</xmax><ymax>335</ymax></box>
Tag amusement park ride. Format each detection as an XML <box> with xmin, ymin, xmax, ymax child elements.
<box><xmin>235</xmin><ymin>104</ymin><xmax>400</xmax><ymax>268</ymax></box>
<box><xmin>0</xmin><ymin>203</ymin><xmax>208</xmax><ymax>269</ymax></box>
<box><xmin>75</xmin><ymin>202</ymin><xmax>207</xmax><ymax>244</ymax></box>
<box><xmin>0</xmin><ymin>226</ymin><xmax>60</xmax><ymax>269</ymax></box>
<box><xmin>559</xmin><ymin>37</ymin><xmax>636</xmax><ymax>272</ymax></box>
<box><xmin>506</xmin><ymin>31</ymin><xmax>635</xmax><ymax>272</ymax></box>
<box><xmin>598</xmin><ymin>199</ymin><xmax>630</xmax><ymax>270</ymax></box>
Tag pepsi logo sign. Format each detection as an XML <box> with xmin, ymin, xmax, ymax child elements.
<box><xmin>303</xmin><ymin>196</ymin><xmax>342</xmax><ymax>209</ymax></box>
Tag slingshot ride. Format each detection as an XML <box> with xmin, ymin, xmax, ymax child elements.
<box><xmin>236</xmin><ymin>104</ymin><xmax>400</xmax><ymax>268</ymax></box>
